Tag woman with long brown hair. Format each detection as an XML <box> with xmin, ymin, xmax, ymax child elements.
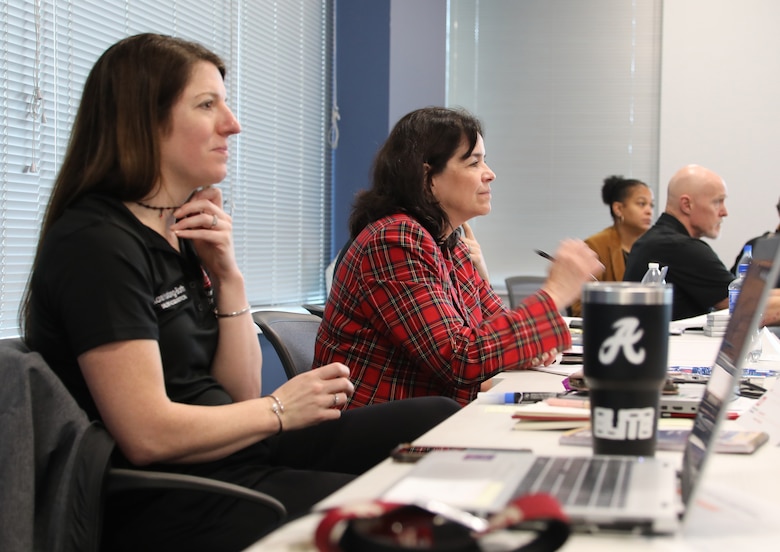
<box><xmin>22</xmin><ymin>34</ymin><xmax>458</xmax><ymax>551</ymax></box>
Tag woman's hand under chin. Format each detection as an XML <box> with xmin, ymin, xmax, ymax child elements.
<box><xmin>461</xmin><ymin>222</ymin><xmax>490</xmax><ymax>283</ymax></box>
<box><xmin>171</xmin><ymin>186</ymin><xmax>241</xmax><ymax>283</ymax></box>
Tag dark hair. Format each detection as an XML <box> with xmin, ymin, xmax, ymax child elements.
<box><xmin>349</xmin><ymin>106</ymin><xmax>483</xmax><ymax>249</ymax></box>
<box><xmin>21</xmin><ymin>33</ymin><xmax>224</xmax><ymax>335</ymax></box>
<box><xmin>601</xmin><ymin>175</ymin><xmax>649</xmax><ymax>220</ymax></box>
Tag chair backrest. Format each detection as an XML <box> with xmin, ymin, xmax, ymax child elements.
<box><xmin>252</xmin><ymin>311</ymin><xmax>322</xmax><ymax>379</ymax></box>
<box><xmin>301</xmin><ymin>303</ymin><xmax>325</xmax><ymax>318</ymax></box>
<box><xmin>0</xmin><ymin>337</ymin><xmax>105</xmax><ymax>552</ymax></box>
<box><xmin>0</xmin><ymin>338</ymin><xmax>287</xmax><ymax>552</ymax></box>
<box><xmin>504</xmin><ymin>275</ymin><xmax>547</xmax><ymax>309</ymax></box>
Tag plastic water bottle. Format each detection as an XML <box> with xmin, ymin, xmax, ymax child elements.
<box><xmin>729</xmin><ymin>245</ymin><xmax>752</xmax><ymax>314</ymax></box>
<box><xmin>728</xmin><ymin>246</ymin><xmax>762</xmax><ymax>362</ymax></box>
<box><xmin>747</xmin><ymin>329</ymin><xmax>763</xmax><ymax>363</ymax></box>
<box><xmin>735</xmin><ymin>244</ymin><xmax>752</xmax><ymax>277</ymax></box>
<box><xmin>640</xmin><ymin>262</ymin><xmax>664</xmax><ymax>285</ymax></box>
<box><xmin>728</xmin><ymin>264</ymin><xmax>747</xmax><ymax>315</ymax></box>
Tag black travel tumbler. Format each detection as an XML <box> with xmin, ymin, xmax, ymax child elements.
<box><xmin>582</xmin><ymin>282</ymin><xmax>673</xmax><ymax>456</ymax></box>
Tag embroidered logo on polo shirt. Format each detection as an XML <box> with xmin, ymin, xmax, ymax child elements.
<box><xmin>154</xmin><ymin>285</ymin><xmax>188</xmax><ymax>310</ymax></box>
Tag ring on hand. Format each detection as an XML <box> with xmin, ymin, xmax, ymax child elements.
<box><xmin>332</xmin><ymin>393</ymin><xmax>339</xmax><ymax>407</ymax></box>
<box><xmin>211</xmin><ymin>214</ymin><xmax>218</xmax><ymax>227</ymax></box>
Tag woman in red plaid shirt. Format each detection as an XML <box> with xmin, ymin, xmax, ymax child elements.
<box><xmin>315</xmin><ymin>107</ymin><xmax>603</xmax><ymax>408</ymax></box>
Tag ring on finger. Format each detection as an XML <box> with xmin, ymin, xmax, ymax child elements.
<box><xmin>211</xmin><ymin>214</ymin><xmax>218</xmax><ymax>227</ymax></box>
<box><xmin>332</xmin><ymin>393</ymin><xmax>339</xmax><ymax>407</ymax></box>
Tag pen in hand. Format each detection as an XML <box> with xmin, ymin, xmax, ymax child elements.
<box><xmin>534</xmin><ymin>249</ymin><xmax>555</xmax><ymax>262</ymax></box>
<box><xmin>534</xmin><ymin>248</ymin><xmax>599</xmax><ymax>281</ymax></box>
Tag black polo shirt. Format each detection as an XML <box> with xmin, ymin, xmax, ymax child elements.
<box><xmin>28</xmin><ymin>193</ymin><xmax>229</xmax><ymax>421</ymax></box>
<box><xmin>624</xmin><ymin>212</ymin><xmax>734</xmax><ymax>320</ymax></box>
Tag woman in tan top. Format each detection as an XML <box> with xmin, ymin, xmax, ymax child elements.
<box><xmin>570</xmin><ymin>175</ymin><xmax>654</xmax><ymax>316</ymax></box>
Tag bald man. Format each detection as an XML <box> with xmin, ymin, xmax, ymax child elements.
<box><xmin>624</xmin><ymin>164</ymin><xmax>733</xmax><ymax>319</ymax></box>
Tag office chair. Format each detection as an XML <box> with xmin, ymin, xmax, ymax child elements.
<box><xmin>301</xmin><ymin>303</ymin><xmax>325</xmax><ymax>318</ymax></box>
<box><xmin>252</xmin><ymin>311</ymin><xmax>322</xmax><ymax>379</ymax></box>
<box><xmin>0</xmin><ymin>338</ymin><xmax>286</xmax><ymax>552</ymax></box>
<box><xmin>504</xmin><ymin>275</ymin><xmax>547</xmax><ymax>310</ymax></box>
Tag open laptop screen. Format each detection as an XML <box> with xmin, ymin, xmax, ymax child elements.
<box><xmin>680</xmin><ymin>235</ymin><xmax>780</xmax><ymax>506</ymax></box>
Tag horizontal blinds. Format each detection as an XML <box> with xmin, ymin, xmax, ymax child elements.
<box><xmin>235</xmin><ymin>1</ymin><xmax>331</xmax><ymax>306</ymax></box>
<box><xmin>0</xmin><ymin>0</ymin><xmax>331</xmax><ymax>338</ymax></box>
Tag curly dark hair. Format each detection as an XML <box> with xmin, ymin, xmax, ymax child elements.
<box><xmin>349</xmin><ymin>106</ymin><xmax>483</xmax><ymax>249</ymax></box>
<box><xmin>601</xmin><ymin>175</ymin><xmax>649</xmax><ymax>221</ymax></box>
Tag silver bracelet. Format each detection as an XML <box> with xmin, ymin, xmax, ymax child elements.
<box><xmin>214</xmin><ymin>305</ymin><xmax>251</xmax><ymax>318</ymax></box>
<box><xmin>267</xmin><ymin>393</ymin><xmax>285</xmax><ymax>413</ymax></box>
<box><xmin>268</xmin><ymin>397</ymin><xmax>283</xmax><ymax>434</ymax></box>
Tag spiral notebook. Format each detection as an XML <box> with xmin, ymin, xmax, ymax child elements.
<box><xmin>381</xmin><ymin>235</ymin><xmax>780</xmax><ymax>534</ymax></box>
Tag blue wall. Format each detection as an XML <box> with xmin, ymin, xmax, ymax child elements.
<box><xmin>259</xmin><ymin>333</ymin><xmax>289</xmax><ymax>396</ymax></box>
<box><xmin>262</xmin><ymin>1</ymin><xmax>393</xmax><ymax>394</ymax></box>
<box><xmin>331</xmin><ymin>0</ymin><xmax>391</xmax><ymax>258</ymax></box>
<box><xmin>262</xmin><ymin>1</ymin><xmax>448</xmax><ymax>391</ymax></box>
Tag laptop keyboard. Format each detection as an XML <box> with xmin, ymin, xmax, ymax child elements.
<box><xmin>513</xmin><ymin>456</ymin><xmax>633</xmax><ymax>508</ymax></box>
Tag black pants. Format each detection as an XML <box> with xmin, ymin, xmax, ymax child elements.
<box><xmin>103</xmin><ymin>396</ymin><xmax>460</xmax><ymax>552</ymax></box>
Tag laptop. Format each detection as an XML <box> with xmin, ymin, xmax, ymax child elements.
<box><xmin>381</xmin><ymin>234</ymin><xmax>780</xmax><ymax>534</ymax></box>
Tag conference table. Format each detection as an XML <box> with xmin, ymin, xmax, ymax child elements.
<box><xmin>247</xmin><ymin>331</ymin><xmax>780</xmax><ymax>551</ymax></box>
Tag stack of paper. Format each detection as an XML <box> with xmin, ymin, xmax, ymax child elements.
<box><xmin>703</xmin><ymin>310</ymin><xmax>729</xmax><ymax>337</ymax></box>
<box><xmin>512</xmin><ymin>400</ymin><xmax>591</xmax><ymax>431</ymax></box>
<box><xmin>669</xmin><ymin>313</ymin><xmax>707</xmax><ymax>334</ymax></box>
<box><xmin>560</xmin><ymin>425</ymin><xmax>769</xmax><ymax>454</ymax></box>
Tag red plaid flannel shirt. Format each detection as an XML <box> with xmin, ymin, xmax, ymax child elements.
<box><xmin>314</xmin><ymin>214</ymin><xmax>570</xmax><ymax>408</ymax></box>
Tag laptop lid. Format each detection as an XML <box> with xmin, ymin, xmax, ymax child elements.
<box><xmin>679</xmin><ymin>234</ymin><xmax>780</xmax><ymax>514</ymax></box>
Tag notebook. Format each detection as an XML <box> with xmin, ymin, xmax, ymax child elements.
<box><xmin>381</xmin><ymin>234</ymin><xmax>780</xmax><ymax>534</ymax></box>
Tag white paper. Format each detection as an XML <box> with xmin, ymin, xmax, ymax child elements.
<box><xmin>669</xmin><ymin>313</ymin><xmax>708</xmax><ymax>335</ymax></box>
<box><xmin>382</xmin><ymin>477</ymin><xmax>503</xmax><ymax>510</ymax></box>
<box><xmin>737</xmin><ymin>382</ymin><xmax>780</xmax><ymax>444</ymax></box>
<box><xmin>758</xmin><ymin>327</ymin><xmax>780</xmax><ymax>361</ymax></box>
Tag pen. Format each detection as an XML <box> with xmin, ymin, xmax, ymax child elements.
<box><xmin>741</xmin><ymin>368</ymin><xmax>778</xmax><ymax>377</ymax></box>
<box><xmin>534</xmin><ymin>249</ymin><xmax>599</xmax><ymax>280</ymax></box>
<box><xmin>478</xmin><ymin>392</ymin><xmax>559</xmax><ymax>404</ymax></box>
<box><xmin>669</xmin><ymin>366</ymin><xmax>778</xmax><ymax>378</ymax></box>
<box><xmin>534</xmin><ymin>249</ymin><xmax>555</xmax><ymax>262</ymax></box>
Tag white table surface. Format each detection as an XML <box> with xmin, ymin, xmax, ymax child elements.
<box><xmin>247</xmin><ymin>332</ymin><xmax>780</xmax><ymax>551</ymax></box>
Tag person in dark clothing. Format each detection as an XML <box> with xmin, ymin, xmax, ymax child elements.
<box><xmin>730</xmin><ymin>196</ymin><xmax>780</xmax><ymax>276</ymax></box>
<box><xmin>625</xmin><ymin>164</ymin><xmax>780</xmax><ymax>322</ymax></box>
<box><xmin>20</xmin><ymin>33</ymin><xmax>459</xmax><ymax>552</ymax></box>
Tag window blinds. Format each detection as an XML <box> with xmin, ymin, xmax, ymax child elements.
<box><xmin>0</xmin><ymin>0</ymin><xmax>332</xmax><ymax>338</ymax></box>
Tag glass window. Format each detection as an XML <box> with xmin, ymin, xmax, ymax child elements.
<box><xmin>0</xmin><ymin>0</ymin><xmax>332</xmax><ymax>338</ymax></box>
<box><xmin>447</xmin><ymin>0</ymin><xmax>661</xmax><ymax>288</ymax></box>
